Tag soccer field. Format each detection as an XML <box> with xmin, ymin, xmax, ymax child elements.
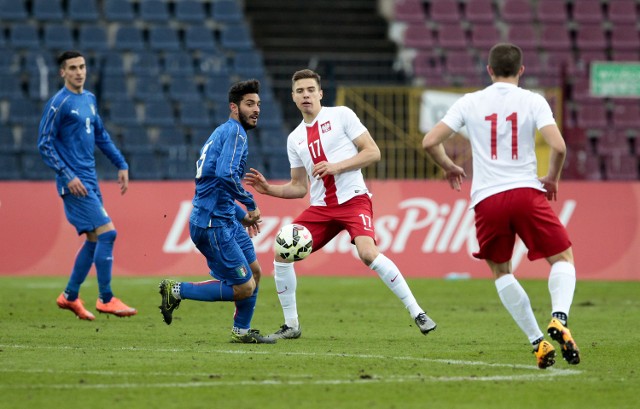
<box><xmin>0</xmin><ymin>276</ymin><xmax>637</xmax><ymax>409</ymax></box>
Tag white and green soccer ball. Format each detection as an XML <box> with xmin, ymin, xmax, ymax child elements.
<box><xmin>274</xmin><ymin>223</ymin><xmax>313</xmax><ymax>262</ymax></box>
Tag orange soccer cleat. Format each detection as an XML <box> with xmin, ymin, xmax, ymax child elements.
<box><xmin>96</xmin><ymin>297</ymin><xmax>137</xmax><ymax>317</ymax></box>
<box><xmin>534</xmin><ymin>340</ymin><xmax>556</xmax><ymax>369</ymax></box>
<box><xmin>56</xmin><ymin>293</ymin><xmax>96</xmax><ymax>321</ymax></box>
<box><xmin>548</xmin><ymin>318</ymin><xmax>581</xmax><ymax>365</ymax></box>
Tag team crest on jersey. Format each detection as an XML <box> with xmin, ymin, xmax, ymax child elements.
<box><xmin>90</xmin><ymin>104</ymin><xmax>96</xmax><ymax>116</ymax></box>
<box><xmin>320</xmin><ymin>121</ymin><xmax>331</xmax><ymax>133</ymax></box>
<box><xmin>235</xmin><ymin>265</ymin><xmax>248</xmax><ymax>278</ymax></box>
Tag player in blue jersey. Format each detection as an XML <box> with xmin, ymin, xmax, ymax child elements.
<box><xmin>38</xmin><ymin>50</ymin><xmax>136</xmax><ymax>320</ymax></box>
<box><xmin>158</xmin><ymin>79</ymin><xmax>275</xmax><ymax>344</ymax></box>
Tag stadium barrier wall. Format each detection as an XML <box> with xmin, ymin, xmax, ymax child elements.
<box><xmin>1</xmin><ymin>181</ymin><xmax>638</xmax><ymax>280</ymax></box>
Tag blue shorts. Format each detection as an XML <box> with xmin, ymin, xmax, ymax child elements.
<box><xmin>62</xmin><ymin>189</ymin><xmax>111</xmax><ymax>235</ymax></box>
<box><xmin>189</xmin><ymin>220</ymin><xmax>255</xmax><ymax>286</ymax></box>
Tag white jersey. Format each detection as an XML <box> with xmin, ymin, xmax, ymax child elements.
<box><xmin>287</xmin><ymin>106</ymin><xmax>369</xmax><ymax>206</ymax></box>
<box><xmin>441</xmin><ymin>82</ymin><xmax>557</xmax><ymax>207</ymax></box>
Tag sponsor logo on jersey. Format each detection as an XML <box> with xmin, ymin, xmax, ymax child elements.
<box><xmin>320</xmin><ymin>121</ymin><xmax>331</xmax><ymax>133</ymax></box>
<box><xmin>71</xmin><ymin>109</ymin><xmax>80</xmax><ymax>116</ymax></box>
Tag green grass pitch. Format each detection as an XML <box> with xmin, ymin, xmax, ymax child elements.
<box><xmin>0</xmin><ymin>275</ymin><xmax>638</xmax><ymax>409</ymax></box>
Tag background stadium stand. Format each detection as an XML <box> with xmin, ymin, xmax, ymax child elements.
<box><xmin>0</xmin><ymin>0</ymin><xmax>638</xmax><ymax>181</ymax></box>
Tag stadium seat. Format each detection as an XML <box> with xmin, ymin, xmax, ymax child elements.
<box><xmin>470</xmin><ymin>23</ymin><xmax>501</xmax><ymax>49</ymax></box>
<box><xmin>21</xmin><ymin>151</ymin><xmax>53</xmax><ymax>180</ymax></box>
<box><xmin>603</xmin><ymin>153</ymin><xmax>638</xmax><ymax>180</ymax></box>
<box><xmin>595</xmin><ymin>130</ymin><xmax>632</xmax><ymax>156</ymax></box>
<box><xmin>68</xmin><ymin>0</ymin><xmax>99</xmax><ymax>22</ymax></box>
<box><xmin>443</xmin><ymin>50</ymin><xmax>480</xmax><ymax>76</ymax></box>
<box><xmin>95</xmin><ymin>148</ymin><xmax>119</xmax><ymax>180</ymax></box>
<box><xmin>0</xmin><ymin>126</ymin><xmax>17</xmax><ymax>153</ymax></box>
<box><xmin>264</xmin><ymin>151</ymin><xmax>291</xmax><ymax>180</ymax></box>
<box><xmin>610</xmin><ymin>25</ymin><xmax>640</xmax><ymax>52</ymax></box>
<box><xmin>611</xmin><ymin>50</ymin><xmax>640</xmax><ymax>62</ymax></box>
<box><xmin>254</xmin><ymin>103</ymin><xmax>283</xmax><ymax>129</ymax></box>
<box><xmin>22</xmin><ymin>51</ymin><xmax>57</xmax><ymax>76</ymax></box>
<box><xmin>0</xmin><ymin>48</ymin><xmax>20</xmax><ymax>74</ymax></box>
<box><xmin>139</xmin><ymin>0</ymin><xmax>170</xmax><ymax>22</ymax></box>
<box><xmin>10</xmin><ymin>24</ymin><xmax>41</xmax><ymax>50</ymax></box>
<box><xmin>0</xmin><ymin>0</ymin><xmax>28</xmax><ymax>21</ymax></box>
<box><xmin>0</xmin><ymin>152</ymin><xmax>22</xmax><ymax>180</ymax></box>
<box><xmin>574</xmin><ymin>102</ymin><xmax>608</xmax><ymax>131</ymax></box>
<box><xmin>108</xmin><ymin>99</ymin><xmax>140</xmax><ymax>127</ymax></box>
<box><xmin>539</xmin><ymin>24</ymin><xmax>571</xmax><ymax>51</ymax></box>
<box><xmin>33</xmin><ymin>0</ymin><xmax>64</xmax><ymax>21</ymax></box>
<box><xmin>403</xmin><ymin>23</ymin><xmax>435</xmax><ymax>50</ymax></box>
<box><xmin>611</xmin><ymin>101</ymin><xmax>640</xmax><ymax>134</ymax></box>
<box><xmin>101</xmin><ymin>52</ymin><xmax>127</xmax><ymax>76</ymax></box>
<box><xmin>149</xmin><ymin>26</ymin><xmax>181</xmax><ymax>51</ymax></box>
<box><xmin>575</xmin><ymin>24</ymin><xmax>607</xmax><ymax>52</ymax></box>
<box><xmin>126</xmin><ymin>148</ymin><xmax>165</xmax><ymax>180</ymax></box>
<box><xmin>393</xmin><ymin>0</ymin><xmax>426</xmax><ymax>24</ymax></box>
<box><xmin>28</xmin><ymin>73</ymin><xmax>62</xmax><ymax>101</ymax></box>
<box><xmin>429</xmin><ymin>0</ymin><xmax>461</xmax><ymax>24</ymax></box>
<box><xmin>232</xmin><ymin>50</ymin><xmax>266</xmax><ymax>80</ymax></box>
<box><xmin>179</xmin><ymin>101</ymin><xmax>212</xmax><ymax>128</ymax></box>
<box><xmin>536</xmin><ymin>0</ymin><xmax>569</xmax><ymax>24</ymax></box>
<box><xmin>156</xmin><ymin>126</ymin><xmax>188</xmax><ymax>148</ymax></box>
<box><xmin>204</xmin><ymin>73</ymin><xmax>234</xmax><ymax>101</ymax></box>
<box><xmin>608</xmin><ymin>0</ymin><xmax>638</xmax><ymax>25</ymax></box>
<box><xmin>571</xmin><ymin>0</ymin><xmax>603</xmax><ymax>24</ymax></box>
<box><xmin>104</xmin><ymin>0</ymin><xmax>135</xmax><ymax>22</ymax></box>
<box><xmin>8</xmin><ymin>99</ymin><xmax>40</xmax><ymax>126</ymax></box>
<box><xmin>163</xmin><ymin>51</ymin><xmax>195</xmax><ymax>76</ymax></box>
<box><xmin>436</xmin><ymin>23</ymin><xmax>468</xmax><ymax>50</ymax></box>
<box><xmin>0</xmin><ymin>74</ymin><xmax>25</xmax><ymax>100</ymax></box>
<box><xmin>175</xmin><ymin>0</ymin><xmax>206</xmax><ymax>24</ymax></box>
<box><xmin>168</xmin><ymin>76</ymin><xmax>202</xmax><ymax>103</ymax></box>
<box><xmin>165</xmin><ymin>145</ymin><xmax>198</xmax><ymax>179</ymax></box>
<box><xmin>500</xmin><ymin>0</ymin><xmax>534</xmax><ymax>24</ymax></box>
<box><xmin>220</xmin><ymin>24</ymin><xmax>255</xmax><ymax>51</ymax></box>
<box><xmin>78</xmin><ymin>26</ymin><xmax>108</xmax><ymax>52</ymax></box>
<box><xmin>120</xmin><ymin>125</ymin><xmax>151</xmax><ymax>152</ymax></box>
<box><xmin>133</xmin><ymin>74</ymin><xmax>166</xmax><ymax>102</ymax></box>
<box><xmin>144</xmin><ymin>101</ymin><xmax>176</xmax><ymax>127</ymax></box>
<box><xmin>412</xmin><ymin>50</ymin><xmax>446</xmax><ymax>86</ymax></box>
<box><xmin>43</xmin><ymin>24</ymin><xmax>74</xmax><ymax>51</ymax></box>
<box><xmin>100</xmin><ymin>74</ymin><xmax>130</xmax><ymax>102</ymax></box>
<box><xmin>130</xmin><ymin>51</ymin><xmax>161</xmax><ymax>77</ymax></box>
<box><xmin>506</xmin><ymin>24</ymin><xmax>538</xmax><ymax>52</ymax></box>
<box><xmin>114</xmin><ymin>26</ymin><xmax>145</xmax><ymax>51</ymax></box>
<box><xmin>211</xmin><ymin>0</ymin><xmax>245</xmax><ymax>23</ymax></box>
<box><xmin>465</xmin><ymin>0</ymin><xmax>495</xmax><ymax>24</ymax></box>
<box><xmin>185</xmin><ymin>26</ymin><xmax>218</xmax><ymax>52</ymax></box>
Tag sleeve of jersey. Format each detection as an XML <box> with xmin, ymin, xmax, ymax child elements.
<box><xmin>440</xmin><ymin>96</ymin><xmax>467</xmax><ymax>133</ymax></box>
<box><xmin>37</xmin><ymin>99</ymin><xmax>76</xmax><ymax>185</ymax></box>
<box><xmin>93</xmin><ymin>101</ymin><xmax>128</xmax><ymax>170</ymax></box>
<box><xmin>216</xmin><ymin>131</ymin><xmax>256</xmax><ymax>212</ymax></box>
<box><xmin>341</xmin><ymin>107</ymin><xmax>368</xmax><ymax>140</ymax></box>
<box><xmin>532</xmin><ymin>94</ymin><xmax>557</xmax><ymax>129</ymax></box>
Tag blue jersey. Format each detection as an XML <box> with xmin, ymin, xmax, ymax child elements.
<box><xmin>38</xmin><ymin>87</ymin><xmax>128</xmax><ymax>195</ymax></box>
<box><xmin>190</xmin><ymin>118</ymin><xmax>256</xmax><ymax>228</ymax></box>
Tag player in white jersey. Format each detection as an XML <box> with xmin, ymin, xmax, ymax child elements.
<box><xmin>422</xmin><ymin>43</ymin><xmax>580</xmax><ymax>369</ymax></box>
<box><xmin>246</xmin><ymin>69</ymin><xmax>437</xmax><ymax>340</ymax></box>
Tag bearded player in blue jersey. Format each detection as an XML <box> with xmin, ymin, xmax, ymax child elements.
<box><xmin>38</xmin><ymin>50</ymin><xmax>136</xmax><ymax>320</ymax></box>
<box><xmin>158</xmin><ymin>79</ymin><xmax>274</xmax><ymax>344</ymax></box>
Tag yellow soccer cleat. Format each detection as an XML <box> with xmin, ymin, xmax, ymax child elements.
<box><xmin>534</xmin><ymin>340</ymin><xmax>556</xmax><ymax>369</ymax></box>
<box><xmin>547</xmin><ymin>318</ymin><xmax>581</xmax><ymax>365</ymax></box>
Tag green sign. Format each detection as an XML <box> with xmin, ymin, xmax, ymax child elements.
<box><xmin>590</xmin><ymin>62</ymin><xmax>640</xmax><ymax>97</ymax></box>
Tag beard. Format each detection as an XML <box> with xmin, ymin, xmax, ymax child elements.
<box><xmin>239</xmin><ymin>112</ymin><xmax>257</xmax><ymax>130</ymax></box>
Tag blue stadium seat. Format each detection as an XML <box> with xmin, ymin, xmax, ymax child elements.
<box><xmin>126</xmin><ymin>148</ymin><xmax>166</xmax><ymax>180</ymax></box>
<box><xmin>149</xmin><ymin>26</ymin><xmax>181</xmax><ymax>51</ymax></box>
<box><xmin>43</xmin><ymin>24</ymin><xmax>74</xmax><ymax>51</ymax></box>
<box><xmin>139</xmin><ymin>0</ymin><xmax>170</xmax><ymax>22</ymax></box>
<box><xmin>133</xmin><ymin>74</ymin><xmax>166</xmax><ymax>102</ymax></box>
<box><xmin>163</xmin><ymin>51</ymin><xmax>195</xmax><ymax>76</ymax></box>
<box><xmin>8</xmin><ymin>99</ymin><xmax>40</xmax><ymax>126</ymax></box>
<box><xmin>232</xmin><ymin>50</ymin><xmax>266</xmax><ymax>80</ymax></box>
<box><xmin>0</xmin><ymin>0</ymin><xmax>28</xmax><ymax>21</ymax></box>
<box><xmin>254</xmin><ymin>103</ymin><xmax>283</xmax><ymax>129</ymax></box>
<box><xmin>220</xmin><ymin>24</ymin><xmax>254</xmax><ymax>51</ymax></box>
<box><xmin>0</xmin><ymin>127</ymin><xmax>18</xmax><ymax>153</ymax></box>
<box><xmin>120</xmin><ymin>125</ymin><xmax>150</xmax><ymax>152</ymax></box>
<box><xmin>130</xmin><ymin>51</ymin><xmax>161</xmax><ymax>77</ymax></box>
<box><xmin>144</xmin><ymin>101</ymin><xmax>176</xmax><ymax>127</ymax></box>
<box><xmin>28</xmin><ymin>73</ymin><xmax>62</xmax><ymax>101</ymax></box>
<box><xmin>165</xmin><ymin>145</ymin><xmax>197</xmax><ymax>179</ymax></box>
<box><xmin>264</xmin><ymin>152</ymin><xmax>291</xmax><ymax>180</ymax></box>
<box><xmin>100</xmin><ymin>74</ymin><xmax>130</xmax><ymax>101</ymax></box>
<box><xmin>168</xmin><ymin>76</ymin><xmax>202</xmax><ymax>103</ymax></box>
<box><xmin>22</xmin><ymin>51</ymin><xmax>57</xmax><ymax>76</ymax></box>
<box><xmin>0</xmin><ymin>74</ymin><xmax>25</xmax><ymax>100</ymax></box>
<box><xmin>10</xmin><ymin>24</ymin><xmax>41</xmax><ymax>50</ymax></box>
<box><xmin>185</xmin><ymin>26</ymin><xmax>218</xmax><ymax>52</ymax></box>
<box><xmin>211</xmin><ymin>0</ymin><xmax>244</xmax><ymax>23</ymax></box>
<box><xmin>33</xmin><ymin>0</ymin><xmax>64</xmax><ymax>21</ymax></box>
<box><xmin>79</xmin><ymin>26</ymin><xmax>108</xmax><ymax>52</ymax></box>
<box><xmin>156</xmin><ymin>126</ymin><xmax>188</xmax><ymax>148</ymax></box>
<box><xmin>204</xmin><ymin>73</ymin><xmax>233</xmax><ymax>101</ymax></box>
<box><xmin>114</xmin><ymin>26</ymin><xmax>145</xmax><ymax>51</ymax></box>
<box><xmin>0</xmin><ymin>152</ymin><xmax>21</xmax><ymax>180</ymax></box>
<box><xmin>108</xmin><ymin>99</ymin><xmax>140</xmax><ymax>127</ymax></box>
<box><xmin>104</xmin><ymin>0</ymin><xmax>135</xmax><ymax>22</ymax></box>
<box><xmin>179</xmin><ymin>102</ymin><xmax>212</xmax><ymax>128</ymax></box>
<box><xmin>0</xmin><ymin>48</ymin><xmax>20</xmax><ymax>74</ymax></box>
<box><xmin>68</xmin><ymin>0</ymin><xmax>99</xmax><ymax>22</ymax></box>
<box><xmin>175</xmin><ymin>0</ymin><xmax>206</xmax><ymax>24</ymax></box>
<box><xmin>21</xmin><ymin>151</ymin><xmax>53</xmax><ymax>180</ymax></box>
<box><xmin>95</xmin><ymin>148</ymin><xmax>119</xmax><ymax>180</ymax></box>
<box><xmin>101</xmin><ymin>52</ymin><xmax>127</xmax><ymax>76</ymax></box>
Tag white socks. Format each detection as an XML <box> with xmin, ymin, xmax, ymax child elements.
<box><xmin>274</xmin><ymin>261</ymin><xmax>299</xmax><ymax>329</ymax></box>
<box><xmin>370</xmin><ymin>254</ymin><xmax>423</xmax><ymax>318</ymax></box>
<box><xmin>172</xmin><ymin>282</ymin><xmax>182</xmax><ymax>300</ymax></box>
<box><xmin>548</xmin><ymin>261</ymin><xmax>576</xmax><ymax>318</ymax></box>
<box><xmin>495</xmin><ymin>274</ymin><xmax>543</xmax><ymax>344</ymax></box>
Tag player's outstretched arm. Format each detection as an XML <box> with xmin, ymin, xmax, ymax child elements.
<box><xmin>245</xmin><ymin>167</ymin><xmax>308</xmax><ymax>199</ymax></box>
<box><xmin>422</xmin><ymin>122</ymin><xmax>466</xmax><ymax>191</ymax></box>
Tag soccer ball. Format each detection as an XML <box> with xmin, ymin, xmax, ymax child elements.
<box><xmin>274</xmin><ymin>223</ymin><xmax>313</xmax><ymax>262</ymax></box>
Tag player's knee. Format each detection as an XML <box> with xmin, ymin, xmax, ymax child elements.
<box><xmin>234</xmin><ymin>279</ymin><xmax>256</xmax><ymax>299</ymax></box>
<box><xmin>357</xmin><ymin>247</ymin><xmax>379</xmax><ymax>266</ymax></box>
<box><xmin>97</xmin><ymin>229</ymin><xmax>117</xmax><ymax>243</ymax></box>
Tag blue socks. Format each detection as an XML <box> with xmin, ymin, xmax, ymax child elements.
<box><xmin>234</xmin><ymin>286</ymin><xmax>258</xmax><ymax>330</ymax></box>
<box><xmin>95</xmin><ymin>230</ymin><xmax>117</xmax><ymax>303</ymax></box>
<box><xmin>180</xmin><ymin>280</ymin><xmax>235</xmax><ymax>301</ymax></box>
<box><xmin>65</xmin><ymin>240</ymin><xmax>97</xmax><ymax>301</ymax></box>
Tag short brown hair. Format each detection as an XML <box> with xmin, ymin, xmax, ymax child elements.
<box><xmin>291</xmin><ymin>69</ymin><xmax>321</xmax><ymax>89</ymax></box>
<box><xmin>228</xmin><ymin>79</ymin><xmax>260</xmax><ymax>105</ymax></box>
<box><xmin>488</xmin><ymin>43</ymin><xmax>523</xmax><ymax>77</ymax></box>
